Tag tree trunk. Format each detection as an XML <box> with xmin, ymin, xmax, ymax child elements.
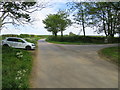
<box><xmin>107</xmin><ymin>10</ymin><xmax>110</xmax><ymax>37</ymax></box>
<box><xmin>102</xmin><ymin>10</ymin><xmax>108</xmax><ymax>37</ymax></box>
<box><xmin>107</xmin><ymin>6</ymin><xmax>112</xmax><ymax>37</ymax></box>
<box><xmin>82</xmin><ymin>23</ymin><xmax>85</xmax><ymax>37</ymax></box>
<box><xmin>54</xmin><ymin>32</ymin><xmax>57</xmax><ymax>37</ymax></box>
<box><xmin>103</xmin><ymin>21</ymin><xmax>108</xmax><ymax>37</ymax></box>
<box><xmin>61</xmin><ymin>30</ymin><xmax>63</xmax><ymax>37</ymax></box>
<box><xmin>0</xmin><ymin>18</ymin><xmax>2</xmax><ymax>31</ymax></box>
<box><xmin>81</xmin><ymin>9</ymin><xmax>85</xmax><ymax>37</ymax></box>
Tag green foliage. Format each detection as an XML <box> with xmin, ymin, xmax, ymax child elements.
<box><xmin>2</xmin><ymin>47</ymin><xmax>32</xmax><ymax>88</ymax></box>
<box><xmin>36</xmin><ymin>35</ymin><xmax>50</xmax><ymax>38</ymax></box>
<box><xmin>2</xmin><ymin>34</ymin><xmax>50</xmax><ymax>88</ymax></box>
<box><xmin>86</xmin><ymin>2</ymin><xmax>119</xmax><ymax>37</ymax></box>
<box><xmin>46</xmin><ymin>35</ymin><xmax>119</xmax><ymax>44</ymax></box>
<box><xmin>43</xmin><ymin>11</ymin><xmax>71</xmax><ymax>36</ymax></box>
<box><xmin>43</xmin><ymin>14</ymin><xmax>59</xmax><ymax>36</ymax></box>
<box><xmin>2</xmin><ymin>34</ymin><xmax>19</xmax><ymax>39</ymax></box>
<box><xmin>69</xmin><ymin>2</ymin><xmax>92</xmax><ymax>37</ymax></box>
<box><xmin>68</xmin><ymin>2</ymin><xmax>119</xmax><ymax>37</ymax></box>
<box><xmin>2</xmin><ymin>34</ymin><xmax>50</xmax><ymax>45</ymax></box>
<box><xmin>25</xmin><ymin>37</ymin><xmax>41</xmax><ymax>44</ymax></box>
<box><xmin>19</xmin><ymin>34</ymin><xmax>30</xmax><ymax>38</ymax></box>
<box><xmin>69</xmin><ymin>32</ymin><xmax>76</xmax><ymax>36</ymax></box>
<box><xmin>0</xmin><ymin>2</ymin><xmax>36</xmax><ymax>28</ymax></box>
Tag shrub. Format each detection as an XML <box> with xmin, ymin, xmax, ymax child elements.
<box><xmin>19</xmin><ymin>34</ymin><xmax>30</xmax><ymax>38</ymax></box>
<box><xmin>2</xmin><ymin>34</ymin><xmax>19</xmax><ymax>39</ymax></box>
<box><xmin>46</xmin><ymin>35</ymin><xmax>120</xmax><ymax>44</ymax></box>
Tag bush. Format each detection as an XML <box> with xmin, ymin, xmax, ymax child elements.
<box><xmin>46</xmin><ymin>35</ymin><xmax>120</xmax><ymax>44</ymax></box>
<box><xmin>19</xmin><ymin>34</ymin><xmax>30</xmax><ymax>38</ymax></box>
<box><xmin>24</xmin><ymin>37</ymin><xmax>41</xmax><ymax>44</ymax></box>
<box><xmin>2</xmin><ymin>34</ymin><xmax>19</xmax><ymax>39</ymax></box>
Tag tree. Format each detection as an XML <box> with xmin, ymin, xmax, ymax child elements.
<box><xmin>68</xmin><ymin>2</ymin><xmax>119</xmax><ymax>39</ymax></box>
<box><xmin>57</xmin><ymin>11</ymin><xmax>71</xmax><ymax>37</ymax></box>
<box><xmin>68</xmin><ymin>2</ymin><xmax>90</xmax><ymax>37</ymax></box>
<box><xmin>110</xmin><ymin>2</ymin><xmax>120</xmax><ymax>37</ymax></box>
<box><xmin>43</xmin><ymin>14</ymin><xmax>59</xmax><ymax>36</ymax></box>
<box><xmin>43</xmin><ymin>12</ymin><xmax>71</xmax><ymax>37</ymax></box>
<box><xmin>0</xmin><ymin>2</ymin><xmax>48</xmax><ymax>31</ymax></box>
<box><xmin>87</xmin><ymin>2</ymin><xmax>119</xmax><ymax>38</ymax></box>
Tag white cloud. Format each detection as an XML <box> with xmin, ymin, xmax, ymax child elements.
<box><xmin>28</xmin><ymin>5</ymin><xmax>57</xmax><ymax>35</ymax></box>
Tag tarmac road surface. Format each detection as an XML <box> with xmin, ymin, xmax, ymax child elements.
<box><xmin>30</xmin><ymin>39</ymin><xmax>118</xmax><ymax>88</ymax></box>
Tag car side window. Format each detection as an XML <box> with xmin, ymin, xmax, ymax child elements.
<box><xmin>7</xmin><ymin>38</ymin><xmax>15</xmax><ymax>42</ymax></box>
<box><xmin>7</xmin><ymin>38</ymin><xmax>24</xmax><ymax>43</ymax></box>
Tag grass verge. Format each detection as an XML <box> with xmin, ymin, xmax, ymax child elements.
<box><xmin>46</xmin><ymin>41</ymin><xmax>96</xmax><ymax>45</ymax></box>
<box><xmin>98</xmin><ymin>46</ymin><xmax>120</xmax><ymax>65</ymax></box>
<box><xmin>2</xmin><ymin>35</ymin><xmax>48</xmax><ymax>88</ymax></box>
<box><xmin>2</xmin><ymin>47</ymin><xmax>32</xmax><ymax>88</ymax></box>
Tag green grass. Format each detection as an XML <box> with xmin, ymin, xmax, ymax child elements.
<box><xmin>2</xmin><ymin>35</ymin><xmax>48</xmax><ymax>88</ymax></box>
<box><xmin>2</xmin><ymin>47</ymin><xmax>32</xmax><ymax>88</ymax></box>
<box><xmin>47</xmin><ymin>41</ymin><xmax>96</xmax><ymax>45</ymax></box>
<box><xmin>99</xmin><ymin>46</ymin><xmax>120</xmax><ymax>65</ymax></box>
<box><xmin>46</xmin><ymin>40</ymin><xmax>116</xmax><ymax>45</ymax></box>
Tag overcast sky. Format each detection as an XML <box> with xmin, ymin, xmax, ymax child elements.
<box><xmin>1</xmin><ymin>0</ymin><xmax>107</xmax><ymax>36</ymax></box>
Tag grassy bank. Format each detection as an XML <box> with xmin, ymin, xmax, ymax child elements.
<box><xmin>2</xmin><ymin>35</ymin><xmax>48</xmax><ymax>88</ymax></box>
<box><xmin>2</xmin><ymin>47</ymin><xmax>32</xmax><ymax>88</ymax></box>
<box><xmin>47</xmin><ymin>41</ymin><xmax>96</xmax><ymax>45</ymax></box>
<box><xmin>98</xmin><ymin>46</ymin><xmax>120</xmax><ymax>65</ymax></box>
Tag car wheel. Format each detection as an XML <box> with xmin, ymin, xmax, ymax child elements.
<box><xmin>3</xmin><ymin>44</ymin><xmax>9</xmax><ymax>48</ymax></box>
<box><xmin>26</xmin><ymin>46</ymin><xmax>31</xmax><ymax>50</ymax></box>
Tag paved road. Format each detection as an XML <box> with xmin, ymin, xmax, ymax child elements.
<box><xmin>30</xmin><ymin>39</ymin><xmax>118</xmax><ymax>88</ymax></box>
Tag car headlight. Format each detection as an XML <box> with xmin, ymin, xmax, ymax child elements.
<box><xmin>32</xmin><ymin>44</ymin><xmax>35</xmax><ymax>46</ymax></box>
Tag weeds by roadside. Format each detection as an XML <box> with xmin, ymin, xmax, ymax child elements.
<box><xmin>98</xmin><ymin>46</ymin><xmax>120</xmax><ymax>65</ymax></box>
<box><xmin>2</xmin><ymin>47</ymin><xmax>32</xmax><ymax>88</ymax></box>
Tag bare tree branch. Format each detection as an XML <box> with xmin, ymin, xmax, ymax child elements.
<box><xmin>0</xmin><ymin>2</ymin><xmax>49</xmax><ymax>30</ymax></box>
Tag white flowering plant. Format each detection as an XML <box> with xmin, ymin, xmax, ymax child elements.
<box><xmin>15</xmin><ymin>69</ymin><xmax>28</xmax><ymax>88</ymax></box>
<box><xmin>16</xmin><ymin>51</ymin><xmax>23</xmax><ymax>59</ymax></box>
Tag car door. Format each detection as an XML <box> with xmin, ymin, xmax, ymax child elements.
<box><xmin>14</xmin><ymin>39</ymin><xmax>26</xmax><ymax>48</ymax></box>
<box><xmin>7</xmin><ymin>38</ymin><xmax>16</xmax><ymax>47</ymax></box>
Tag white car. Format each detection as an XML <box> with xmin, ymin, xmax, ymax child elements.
<box><xmin>2</xmin><ymin>37</ymin><xmax>36</xmax><ymax>50</ymax></box>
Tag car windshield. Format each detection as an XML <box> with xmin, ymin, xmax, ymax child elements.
<box><xmin>21</xmin><ymin>39</ymin><xmax>27</xmax><ymax>43</ymax></box>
